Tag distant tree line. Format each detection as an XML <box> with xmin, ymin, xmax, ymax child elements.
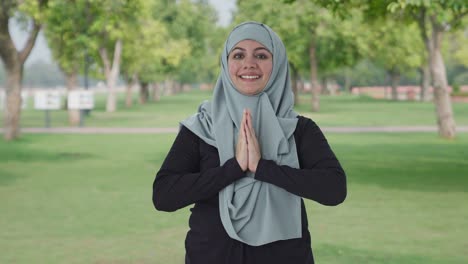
<box><xmin>1</xmin><ymin>55</ymin><xmax>466</xmax><ymax>89</ymax></box>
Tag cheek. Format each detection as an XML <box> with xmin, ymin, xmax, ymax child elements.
<box><xmin>263</xmin><ymin>63</ymin><xmax>273</xmax><ymax>80</ymax></box>
<box><xmin>228</xmin><ymin>62</ymin><xmax>238</xmax><ymax>79</ymax></box>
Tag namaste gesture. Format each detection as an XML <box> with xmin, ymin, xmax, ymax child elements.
<box><xmin>236</xmin><ymin>109</ymin><xmax>261</xmax><ymax>173</ymax></box>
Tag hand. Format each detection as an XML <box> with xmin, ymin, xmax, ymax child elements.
<box><xmin>235</xmin><ymin>109</ymin><xmax>248</xmax><ymax>172</ymax></box>
<box><xmin>244</xmin><ymin>109</ymin><xmax>261</xmax><ymax>172</ymax></box>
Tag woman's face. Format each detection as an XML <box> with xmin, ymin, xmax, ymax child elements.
<box><xmin>228</xmin><ymin>40</ymin><xmax>273</xmax><ymax>95</ymax></box>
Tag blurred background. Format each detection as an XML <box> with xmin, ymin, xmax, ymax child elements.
<box><xmin>1</xmin><ymin>0</ymin><xmax>467</xmax><ymax>263</ymax></box>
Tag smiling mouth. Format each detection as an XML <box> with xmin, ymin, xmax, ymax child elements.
<box><xmin>240</xmin><ymin>75</ymin><xmax>260</xmax><ymax>79</ymax></box>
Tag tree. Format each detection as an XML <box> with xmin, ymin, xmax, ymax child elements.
<box><xmin>365</xmin><ymin>20</ymin><xmax>422</xmax><ymax>100</ymax></box>
<box><xmin>79</xmin><ymin>0</ymin><xmax>146</xmax><ymax>113</ymax></box>
<box><xmin>387</xmin><ymin>1</ymin><xmax>467</xmax><ymax>138</ymax></box>
<box><xmin>312</xmin><ymin>8</ymin><xmax>363</xmax><ymax>95</ymax></box>
<box><xmin>315</xmin><ymin>0</ymin><xmax>467</xmax><ymax>138</ymax></box>
<box><xmin>120</xmin><ymin>0</ymin><xmax>190</xmax><ymax>105</ymax></box>
<box><xmin>160</xmin><ymin>0</ymin><xmax>221</xmax><ymax>89</ymax></box>
<box><xmin>44</xmin><ymin>0</ymin><xmax>91</xmax><ymax>125</ymax></box>
<box><xmin>0</xmin><ymin>0</ymin><xmax>48</xmax><ymax>140</ymax></box>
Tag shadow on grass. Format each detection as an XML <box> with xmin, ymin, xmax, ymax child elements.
<box><xmin>0</xmin><ymin>138</ymin><xmax>95</xmax><ymax>163</ymax></box>
<box><xmin>0</xmin><ymin>145</ymin><xmax>95</xmax><ymax>186</ymax></box>
<box><xmin>0</xmin><ymin>169</ymin><xmax>27</xmax><ymax>186</ymax></box>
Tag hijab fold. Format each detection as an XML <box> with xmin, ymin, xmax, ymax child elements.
<box><xmin>181</xmin><ymin>22</ymin><xmax>301</xmax><ymax>246</ymax></box>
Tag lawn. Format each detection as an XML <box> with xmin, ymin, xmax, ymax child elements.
<box><xmin>6</xmin><ymin>89</ymin><xmax>468</xmax><ymax>128</ymax></box>
<box><xmin>1</xmin><ymin>132</ymin><xmax>467</xmax><ymax>263</ymax></box>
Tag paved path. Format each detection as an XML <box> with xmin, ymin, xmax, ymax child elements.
<box><xmin>2</xmin><ymin>126</ymin><xmax>468</xmax><ymax>134</ymax></box>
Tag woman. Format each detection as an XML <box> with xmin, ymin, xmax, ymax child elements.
<box><xmin>153</xmin><ymin>21</ymin><xmax>346</xmax><ymax>264</ymax></box>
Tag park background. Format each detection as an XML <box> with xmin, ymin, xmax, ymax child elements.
<box><xmin>1</xmin><ymin>0</ymin><xmax>468</xmax><ymax>263</ymax></box>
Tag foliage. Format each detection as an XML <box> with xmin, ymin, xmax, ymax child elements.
<box><xmin>387</xmin><ymin>0</ymin><xmax>467</xmax><ymax>24</ymax></box>
<box><xmin>452</xmin><ymin>71</ymin><xmax>468</xmax><ymax>86</ymax></box>
<box><xmin>364</xmin><ymin>19</ymin><xmax>423</xmax><ymax>76</ymax></box>
<box><xmin>235</xmin><ymin>0</ymin><xmax>364</xmax><ymax>80</ymax></box>
<box><xmin>87</xmin><ymin>0</ymin><xmax>146</xmax><ymax>73</ymax></box>
<box><xmin>120</xmin><ymin>1</ymin><xmax>191</xmax><ymax>84</ymax></box>
<box><xmin>42</xmin><ymin>0</ymin><xmax>146</xmax><ymax>81</ymax></box>
<box><xmin>44</xmin><ymin>0</ymin><xmax>91</xmax><ymax>74</ymax></box>
<box><xmin>14</xmin><ymin>0</ymin><xmax>49</xmax><ymax>24</ymax></box>
<box><xmin>443</xmin><ymin>27</ymin><xmax>468</xmax><ymax>68</ymax></box>
<box><xmin>21</xmin><ymin>61</ymin><xmax>65</xmax><ymax>87</ymax></box>
<box><xmin>160</xmin><ymin>0</ymin><xmax>223</xmax><ymax>83</ymax></box>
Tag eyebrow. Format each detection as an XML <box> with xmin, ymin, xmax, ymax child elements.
<box><xmin>231</xmin><ymin>47</ymin><xmax>270</xmax><ymax>52</ymax></box>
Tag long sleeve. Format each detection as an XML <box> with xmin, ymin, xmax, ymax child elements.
<box><xmin>254</xmin><ymin>117</ymin><xmax>347</xmax><ymax>206</ymax></box>
<box><xmin>153</xmin><ymin>126</ymin><xmax>246</xmax><ymax>212</ymax></box>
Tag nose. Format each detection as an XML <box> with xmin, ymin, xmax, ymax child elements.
<box><xmin>243</xmin><ymin>55</ymin><xmax>257</xmax><ymax>69</ymax></box>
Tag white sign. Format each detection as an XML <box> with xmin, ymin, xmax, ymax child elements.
<box><xmin>22</xmin><ymin>91</ymin><xmax>28</xmax><ymax>109</ymax></box>
<box><xmin>0</xmin><ymin>90</ymin><xmax>4</xmax><ymax>110</ymax></box>
<box><xmin>68</xmin><ymin>90</ymin><xmax>94</xmax><ymax>110</ymax></box>
<box><xmin>34</xmin><ymin>91</ymin><xmax>62</xmax><ymax>110</ymax></box>
<box><xmin>0</xmin><ymin>90</ymin><xmax>28</xmax><ymax>110</ymax></box>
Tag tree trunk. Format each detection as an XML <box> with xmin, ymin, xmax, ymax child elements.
<box><xmin>298</xmin><ymin>78</ymin><xmax>304</xmax><ymax>93</ymax></box>
<box><xmin>389</xmin><ymin>69</ymin><xmax>400</xmax><ymax>101</ymax></box>
<box><xmin>0</xmin><ymin>12</ymin><xmax>42</xmax><ymax>140</ymax></box>
<box><xmin>139</xmin><ymin>82</ymin><xmax>149</xmax><ymax>104</ymax></box>
<box><xmin>417</xmin><ymin>11</ymin><xmax>455</xmax><ymax>138</ymax></box>
<box><xmin>152</xmin><ymin>82</ymin><xmax>161</xmax><ymax>102</ymax></box>
<box><xmin>430</xmin><ymin>25</ymin><xmax>456</xmax><ymax>139</ymax></box>
<box><xmin>4</xmin><ymin>65</ymin><xmax>23</xmax><ymax>140</ymax></box>
<box><xmin>99</xmin><ymin>39</ymin><xmax>122</xmax><ymax>113</ymax></box>
<box><xmin>125</xmin><ymin>74</ymin><xmax>137</xmax><ymax>108</ymax></box>
<box><xmin>164</xmin><ymin>79</ymin><xmax>174</xmax><ymax>95</ymax></box>
<box><xmin>174</xmin><ymin>82</ymin><xmax>182</xmax><ymax>94</ymax></box>
<box><xmin>418</xmin><ymin>8</ymin><xmax>433</xmax><ymax>101</ymax></box>
<box><xmin>344</xmin><ymin>68</ymin><xmax>352</xmax><ymax>92</ymax></box>
<box><xmin>309</xmin><ymin>40</ymin><xmax>320</xmax><ymax>112</ymax></box>
<box><xmin>329</xmin><ymin>79</ymin><xmax>338</xmax><ymax>96</ymax></box>
<box><xmin>65</xmin><ymin>71</ymin><xmax>80</xmax><ymax>126</ymax></box>
<box><xmin>419</xmin><ymin>63</ymin><xmax>431</xmax><ymax>101</ymax></box>
<box><xmin>321</xmin><ymin>77</ymin><xmax>328</xmax><ymax>95</ymax></box>
<box><xmin>416</xmin><ymin>9</ymin><xmax>432</xmax><ymax>102</ymax></box>
<box><xmin>125</xmin><ymin>82</ymin><xmax>133</xmax><ymax>108</ymax></box>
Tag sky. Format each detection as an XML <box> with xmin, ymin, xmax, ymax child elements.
<box><xmin>10</xmin><ymin>0</ymin><xmax>236</xmax><ymax>66</ymax></box>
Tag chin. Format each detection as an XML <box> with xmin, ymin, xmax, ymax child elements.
<box><xmin>239</xmin><ymin>86</ymin><xmax>261</xmax><ymax>95</ymax></box>
<box><xmin>240</xmin><ymin>89</ymin><xmax>258</xmax><ymax>96</ymax></box>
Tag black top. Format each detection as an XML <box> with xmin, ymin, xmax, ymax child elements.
<box><xmin>153</xmin><ymin>116</ymin><xmax>347</xmax><ymax>264</ymax></box>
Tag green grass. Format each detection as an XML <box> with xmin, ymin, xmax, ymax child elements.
<box><xmin>6</xmin><ymin>90</ymin><xmax>468</xmax><ymax>127</ymax></box>
<box><xmin>296</xmin><ymin>94</ymin><xmax>468</xmax><ymax>127</ymax></box>
<box><xmin>1</xmin><ymin>133</ymin><xmax>467</xmax><ymax>263</ymax></box>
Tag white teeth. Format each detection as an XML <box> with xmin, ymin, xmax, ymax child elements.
<box><xmin>241</xmin><ymin>75</ymin><xmax>259</xmax><ymax>79</ymax></box>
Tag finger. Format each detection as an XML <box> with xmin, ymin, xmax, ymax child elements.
<box><xmin>246</xmin><ymin>109</ymin><xmax>256</xmax><ymax>139</ymax></box>
<box><xmin>244</xmin><ymin>111</ymin><xmax>251</xmax><ymax>143</ymax></box>
<box><xmin>239</xmin><ymin>109</ymin><xmax>246</xmax><ymax>140</ymax></box>
<box><xmin>236</xmin><ymin>110</ymin><xmax>249</xmax><ymax>172</ymax></box>
<box><xmin>242</xmin><ymin>110</ymin><xmax>248</xmax><ymax>141</ymax></box>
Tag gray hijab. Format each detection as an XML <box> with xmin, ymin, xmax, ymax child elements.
<box><xmin>181</xmin><ymin>21</ymin><xmax>301</xmax><ymax>246</ymax></box>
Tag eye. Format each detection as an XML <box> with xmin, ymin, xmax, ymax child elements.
<box><xmin>256</xmin><ymin>53</ymin><xmax>269</xmax><ymax>60</ymax></box>
<box><xmin>231</xmin><ymin>53</ymin><xmax>244</xmax><ymax>59</ymax></box>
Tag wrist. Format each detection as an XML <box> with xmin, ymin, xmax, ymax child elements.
<box><xmin>236</xmin><ymin>157</ymin><xmax>247</xmax><ymax>172</ymax></box>
<box><xmin>250</xmin><ymin>159</ymin><xmax>261</xmax><ymax>173</ymax></box>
